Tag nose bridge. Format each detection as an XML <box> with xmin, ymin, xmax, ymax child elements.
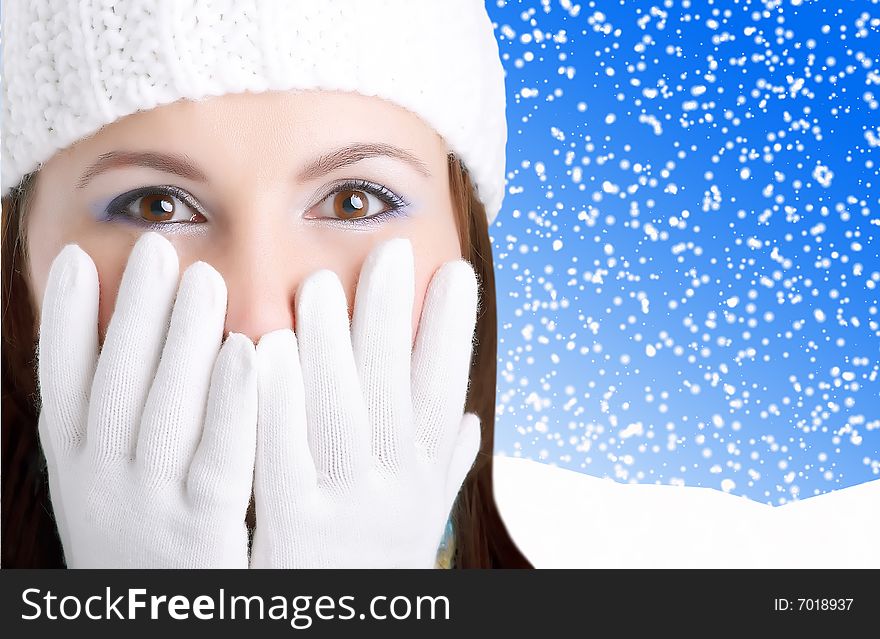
<box><xmin>215</xmin><ymin>227</ymin><xmax>297</xmax><ymax>342</ymax></box>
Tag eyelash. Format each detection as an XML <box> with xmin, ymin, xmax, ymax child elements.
<box><xmin>309</xmin><ymin>179</ymin><xmax>411</xmax><ymax>227</ymax></box>
<box><xmin>101</xmin><ymin>179</ymin><xmax>411</xmax><ymax>229</ymax></box>
<box><xmin>102</xmin><ymin>185</ymin><xmax>205</xmax><ymax>231</ymax></box>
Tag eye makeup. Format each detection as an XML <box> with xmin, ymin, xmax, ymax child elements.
<box><xmin>304</xmin><ymin>178</ymin><xmax>415</xmax><ymax>228</ymax></box>
<box><xmin>91</xmin><ymin>184</ymin><xmax>210</xmax><ymax>233</ymax></box>
<box><xmin>88</xmin><ymin>178</ymin><xmax>416</xmax><ymax>231</ymax></box>
<box><xmin>304</xmin><ymin>207</ymin><xmax>411</xmax><ymax>229</ymax></box>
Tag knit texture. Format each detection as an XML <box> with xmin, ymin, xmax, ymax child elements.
<box><xmin>250</xmin><ymin>238</ymin><xmax>481</xmax><ymax>568</ymax></box>
<box><xmin>0</xmin><ymin>0</ymin><xmax>507</xmax><ymax>224</ymax></box>
<box><xmin>38</xmin><ymin>234</ymin><xmax>259</xmax><ymax>567</ymax></box>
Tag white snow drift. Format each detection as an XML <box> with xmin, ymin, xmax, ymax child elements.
<box><xmin>493</xmin><ymin>455</ymin><xmax>879</xmax><ymax>568</ymax></box>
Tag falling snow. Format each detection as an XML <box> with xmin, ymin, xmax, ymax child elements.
<box><xmin>490</xmin><ymin>0</ymin><xmax>879</xmax><ymax>505</ymax></box>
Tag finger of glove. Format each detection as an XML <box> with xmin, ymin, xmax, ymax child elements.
<box><xmin>187</xmin><ymin>333</ymin><xmax>258</xmax><ymax>514</ymax></box>
<box><xmin>256</xmin><ymin>328</ymin><xmax>317</xmax><ymax>506</ymax></box>
<box><xmin>37</xmin><ymin>244</ymin><xmax>99</xmax><ymax>454</ymax></box>
<box><xmin>138</xmin><ymin>261</ymin><xmax>227</xmax><ymax>483</ymax></box>
<box><xmin>38</xmin><ymin>410</ymin><xmax>75</xmax><ymax>564</ymax></box>
<box><xmin>296</xmin><ymin>269</ymin><xmax>369</xmax><ymax>492</ymax></box>
<box><xmin>88</xmin><ymin>232</ymin><xmax>178</xmax><ymax>461</ymax></box>
<box><xmin>351</xmin><ymin>238</ymin><xmax>415</xmax><ymax>477</ymax></box>
<box><xmin>412</xmin><ymin>260</ymin><xmax>478</xmax><ymax>462</ymax></box>
<box><xmin>444</xmin><ymin>412</ymin><xmax>482</xmax><ymax>510</ymax></box>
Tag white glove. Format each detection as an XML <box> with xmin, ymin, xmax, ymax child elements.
<box><xmin>37</xmin><ymin>232</ymin><xmax>258</xmax><ymax>568</ymax></box>
<box><xmin>251</xmin><ymin>238</ymin><xmax>481</xmax><ymax>568</ymax></box>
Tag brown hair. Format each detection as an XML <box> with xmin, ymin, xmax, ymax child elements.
<box><xmin>446</xmin><ymin>154</ymin><xmax>532</xmax><ymax>568</ymax></box>
<box><xmin>1</xmin><ymin>157</ymin><xmax>532</xmax><ymax>568</ymax></box>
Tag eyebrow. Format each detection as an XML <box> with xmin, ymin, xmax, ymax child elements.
<box><xmin>76</xmin><ymin>143</ymin><xmax>431</xmax><ymax>189</ymax></box>
<box><xmin>76</xmin><ymin>151</ymin><xmax>207</xmax><ymax>188</ymax></box>
<box><xmin>296</xmin><ymin>143</ymin><xmax>431</xmax><ymax>181</ymax></box>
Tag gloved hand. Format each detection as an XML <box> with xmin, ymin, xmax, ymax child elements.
<box><xmin>37</xmin><ymin>232</ymin><xmax>258</xmax><ymax>568</ymax></box>
<box><xmin>251</xmin><ymin>238</ymin><xmax>482</xmax><ymax>568</ymax></box>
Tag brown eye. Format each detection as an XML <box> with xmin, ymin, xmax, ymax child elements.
<box><xmin>306</xmin><ymin>181</ymin><xmax>406</xmax><ymax>225</ymax></box>
<box><xmin>104</xmin><ymin>186</ymin><xmax>208</xmax><ymax>227</ymax></box>
<box><xmin>139</xmin><ymin>194</ymin><xmax>177</xmax><ymax>222</ymax></box>
<box><xmin>333</xmin><ymin>189</ymin><xmax>370</xmax><ymax>219</ymax></box>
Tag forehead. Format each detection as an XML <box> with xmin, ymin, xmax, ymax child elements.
<box><xmin>53</xmin><ymin>90</ymin><xmax>448</xmax><ymax>179</ymax></box>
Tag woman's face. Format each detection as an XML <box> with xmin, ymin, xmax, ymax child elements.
<box><xmin>26</xmin><ymin>90</ymin><xmax>462</xmax><ymax>343</ymax></box>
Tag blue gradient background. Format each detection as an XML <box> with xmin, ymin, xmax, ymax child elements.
<box><xmin>488</xmin><ymin>0</ymin><xmax>879</xmax><ymax>504</ymax></box>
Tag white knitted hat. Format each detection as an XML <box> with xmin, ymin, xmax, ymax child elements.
<box><xmin>1</xmin><ymin>0</ymin><xmax>507</xmax><ymax>224</ymax></box>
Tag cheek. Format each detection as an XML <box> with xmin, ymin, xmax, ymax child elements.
<box><xmin>411</xmin><ymin>263</ymin><xmax>444</xmax><ymax>344</ymax></box>
<box><xmin>74</xmin><ymin>238</ymin><xmax>132</xmax><ymax>345</ymax></box>
<box><xmin>28</xmin><ymin>225</ymin><xmax>135</xmax><ymax>342</ymax></box>
<box><xmin>307</xmin><ymin>216</ymin><xmax>463</xmax><ymax>348</ymax></box>
<box><xmin>95</xmin><ymin>265</ymin><xmax>125</xmax><ymax>344</ymax></box>
<box><xmin>84</xmin><ymin>254</ymin><xmax>452</xmax><ymax>349</ymax></box>
<box><xmin>408</xmin><ymin>230</ymin><xmax>464</xmax><ymax>347</ymax></box>
<box><xmin>337</xmin><ymin>251</ymin><xmax>459</xmax><ymax>350</ymax></box>
<box><xmin>411</xmin><ymin>271</ymin><xmax>430</xmax><ymax>344</ymax></box>
<box><xmin>29</xmin><ymin>214</ymin><xmax>462</xmax><ymax>348</ymax></box>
